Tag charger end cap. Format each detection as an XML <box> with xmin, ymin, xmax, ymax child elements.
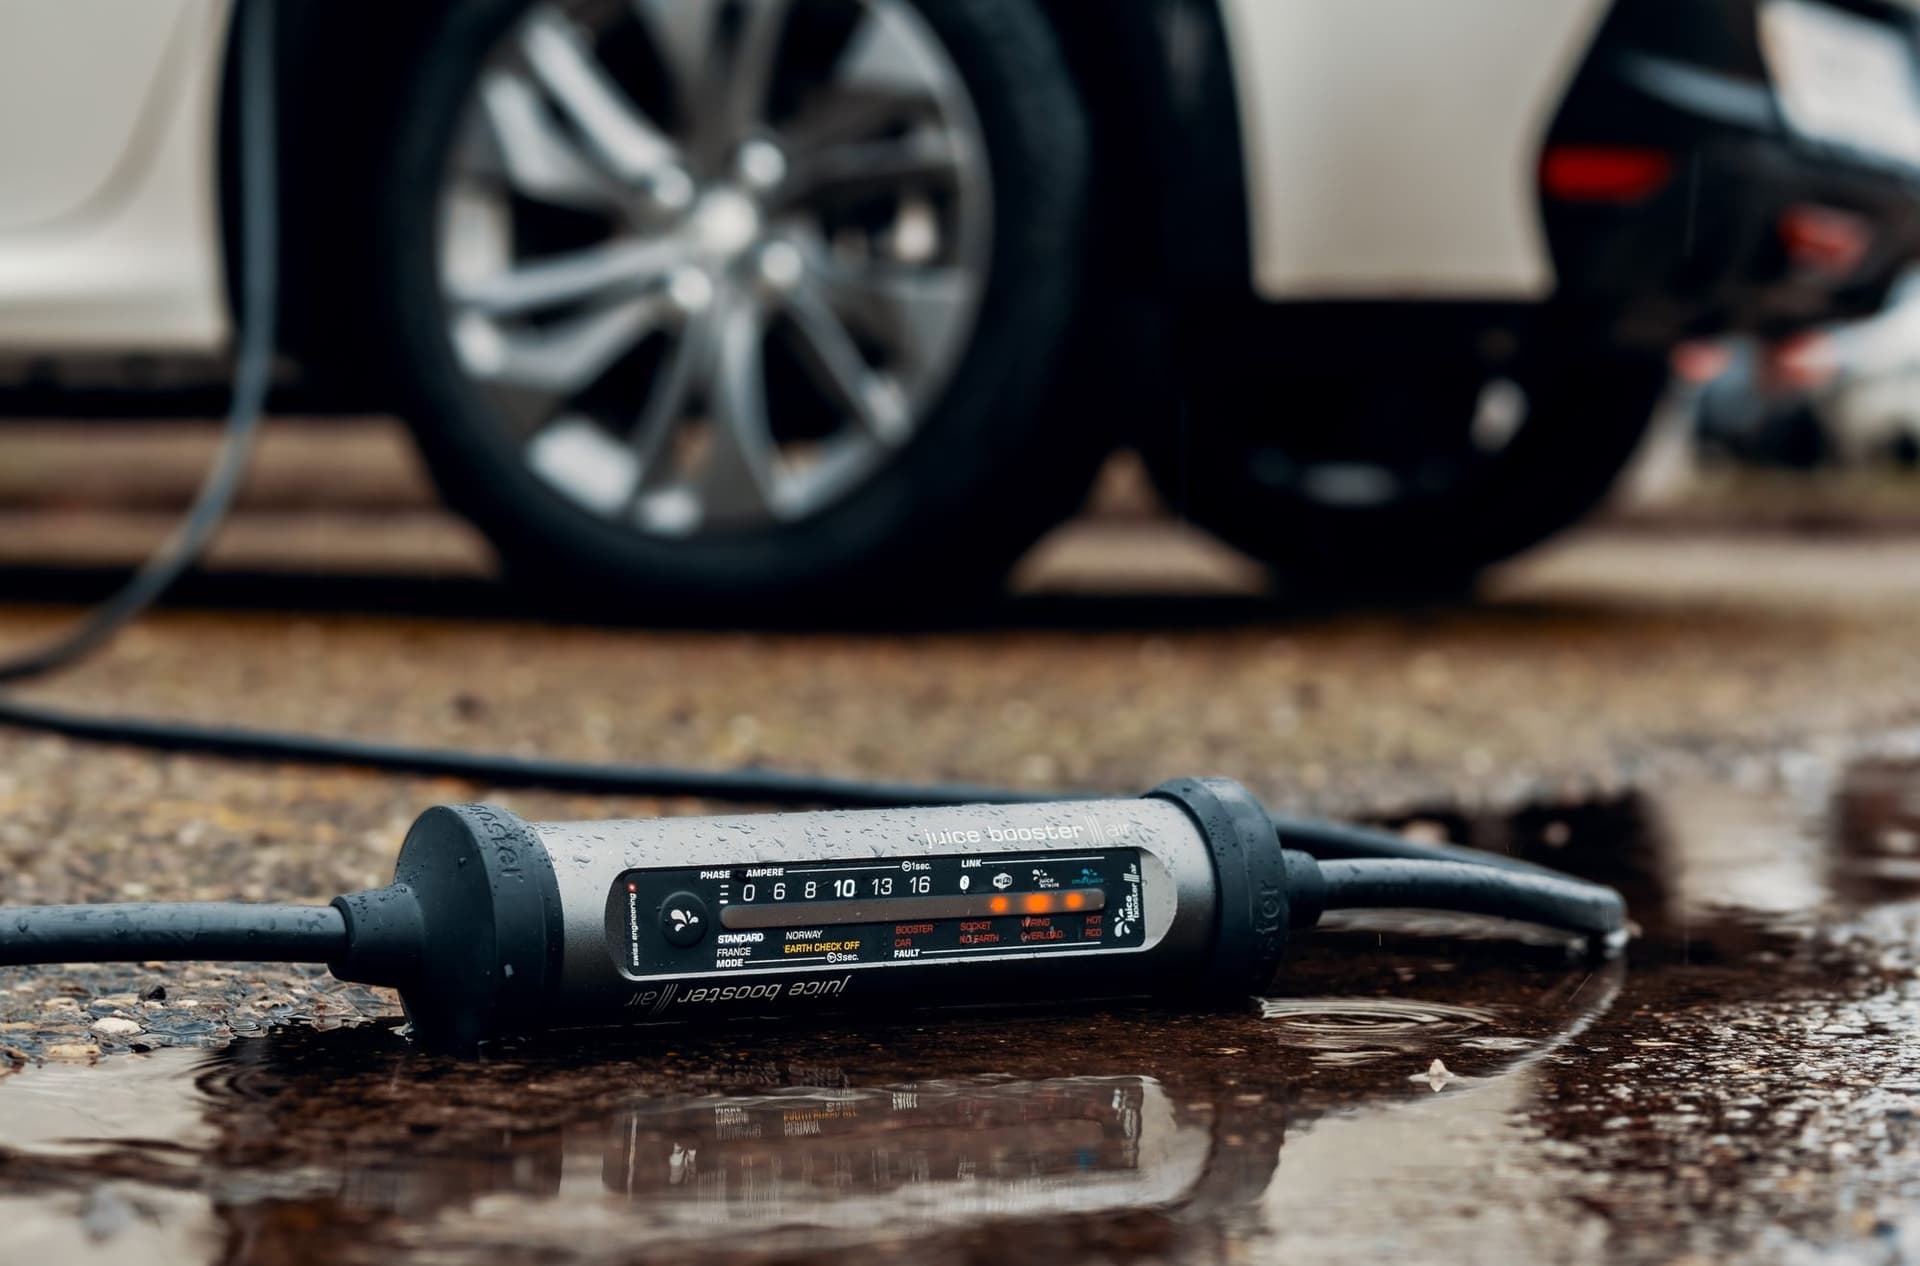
<box><xmin>1149</xmin><ymin>777</ymin><xmax>1293</xmax><ymax>995</ymax></box>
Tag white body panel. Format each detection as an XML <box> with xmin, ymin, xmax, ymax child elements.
<box><xmin>0</xmin><ymin>0</ymin><xmax>233</xmax><ymax>352</ymax></box>
<box><xmin>1218</xmin><ymin>0</ymin><xmax>1611</xmax><ymax>301</ymax></box>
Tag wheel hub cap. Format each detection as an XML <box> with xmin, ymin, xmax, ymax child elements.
<box><xmin>438</xmin><ymin>0</ymin><xmax>993</xmax><ymax>538</ymax></box>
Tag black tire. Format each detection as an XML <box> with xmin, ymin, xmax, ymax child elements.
<box><xmin>1148</xmin><ymin>355</ymin><xmax>1669</xmax><ymax>596</ymax></box>
<box><xmin>372</xmin><ymin>0</ymin><xmax>1102</xmax><ymax>615</ymax></box>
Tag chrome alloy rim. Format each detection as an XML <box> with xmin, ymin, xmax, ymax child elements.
<box><xmin>438</xmin><ymin>0</ymin><xmax>993</xmax><ymax>537</ymax></box>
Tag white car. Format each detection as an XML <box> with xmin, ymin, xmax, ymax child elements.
<box><xmin>4</xmin><ymin>0</ymin><xmax>1919</xmax><ymax>605</ymax></box>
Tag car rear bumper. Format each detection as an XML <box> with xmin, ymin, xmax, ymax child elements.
<box><xmin>1542</xmin><ymin>0</ymin><xmax>1920</xmax><ymax>346</ymax></box>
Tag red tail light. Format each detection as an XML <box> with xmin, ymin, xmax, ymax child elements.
<box><xmin>1779</xmin><ymin>205</ymin><xmax>1872</xmax><ymax>277</ymax></box>
<box><xmin>1540</xmin><ymin>145</ymin><xmax>1675</xmax><ymax>204</ymax></box>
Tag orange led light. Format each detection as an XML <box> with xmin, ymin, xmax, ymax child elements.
<box><xmin>1064</xmin><ymin>891</ymin><xmax>1085</xmax><ymax>911</ymax></box>
<box><xmin>989</xmin><ymin>895</ymin><xmax>1010</xmax><ymax>914</ymax></box>
<box><xmin>1022</xmin><ymin>893</ymin><xmax>1052</xmax><ymax>914</ymax></box>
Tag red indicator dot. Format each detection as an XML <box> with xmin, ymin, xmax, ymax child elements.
<box><xmin>627</xmin><ymin>883</ymin><xmax>637</xmax><ymax>893</ymax></box>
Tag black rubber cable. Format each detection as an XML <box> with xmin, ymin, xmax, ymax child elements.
<box><xmin>0</xmin><ymin>690</ymin><xmax>1624</xmax><ymax>875</ymax></box>
<box><xmin>0</xmin><ymin>903</ymin><xmax>345</xmax><ymax>966</ymax></box>
<box><xmin>1316</xmin><ymin>858</ymin><xmax>1627</xmax><ymax>940</ymax></box>
<box><xmin>1271</xmin><ymin>812</ymin><xmax>1582</xmax><ymax>881</ymax></box>
<box><xmin>0</xmin><ymin>696</ymin><xmax>1068</xmax><ymax>809</ymax></box>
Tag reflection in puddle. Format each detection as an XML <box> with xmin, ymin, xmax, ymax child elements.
<box><xmin>588</xmin><ymin>1077</ymin><xmax>1207</xmax><ymax>1227</ymax></box>
<box><xmin>418</xmin><ymin>1075</ymin><xmax>1238</xmax><ymax>1260</ymax></box>
<box><xmin>7</xmin><ymin>757</ymin><xmax>1920</xmax><ymax>1262</ymax></box>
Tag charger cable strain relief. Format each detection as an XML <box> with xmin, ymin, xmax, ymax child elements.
<box><xmin>329</xmin><ymin>884</ymin><xmax>426</xmax><ymax>989</ymax></box>
<box><xmin>1148</xmin><ymin>777</ymin><xmax>1292</xmax><ymax>995</ymax></box>
<box><xmin>1281</xmin><ymin>848</ymin><xmax>1326</xmax><ymax>932</ymax></box>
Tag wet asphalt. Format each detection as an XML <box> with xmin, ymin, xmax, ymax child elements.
<box><xmin>5</xmin><ymin>424</ymin><xmax>1920</xmax><ymax>1263</ymax></box>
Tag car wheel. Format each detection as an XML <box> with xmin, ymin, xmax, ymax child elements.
<box><xmin>1147</xmin><ymin>354</ymin><xmax>1669</xmax><ymax>596</ymax></box>
<box><xmin>374</xmin><ymin>0</ymin><xmax>1098</xmax><ymax>611</ymax></box>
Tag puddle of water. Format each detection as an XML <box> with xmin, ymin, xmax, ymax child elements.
<box><xmin>0</xmin><ymin>1187</ymin><xmax>216</xmax><ymax>1266</ymax></box>
<box><xmin>7</xmin><ymin>758</ymin><xmax>1920</xmax><ymax>1263</ymax></box>
<box><xmin>0</xmin><ymin>1053</ymin><xmax>213</xmax><ymax>1156</ymax></box>
<box><xmin>0</xmin><ymin>954</ymin><xmax>1606</xmax><ymax>1265</ymax></box>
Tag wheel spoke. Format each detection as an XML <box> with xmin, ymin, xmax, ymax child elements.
<box><xmin>723</xmin><ymin>0</ymin><xmax>792</xmax><ymax>136</ymax></box>
<box><xmin>780</xmin><ymin>87</ymin><xmax>930</xmax><ymax>155</ymax></box>
<box><xmin>778</xmin><ymin>2</ymin><xmax>946</xmax><ymax>158</ymax></box>
<box><xmin>632</xmin><ymin>0</ymin><xmax>793</xmax><ymax>161</ymax></box>
<box><xmin>782</xmin><ymin>128</ymin><xmax>961</xmax><ymax>205</ymax></box>
<box><xmin>450</xmin><ymin>237</ymin><xmax>685</xmax><ymax>318</ymax></box>
<box><xmin>833</xmin><ymin>2</ymin><xmax>948</xmax><ymax>100</ymax></box>
<box><xmin>476</xmin><ymin>69</ymin><xmax>621</xmax><ymax>210</ymax></box>
<box><xmin>520</xmin><ymin>6</ymin><xmax>680</xmax><ymax>184</ymax></box>
<box><xmin>814</xmin><ymin>257</ymin><xmax>972</xmax><ymax>372</ymax></box>
<box><xmin>627</xmin><ymin>311</ymin><xmax>714</xmax><ymax>497</ymax></box>
<box><xmin>695</xmin><ymin>297</ymin><xmax>784</xmax><ymax>523</ymax></box>
<box><xmin>781</xmin><ymin>282</ymin><xmax>908</xmax><ymax>443</ymax></box>
<box><xmin>461</xmin><ymin>295</ymin><xmax>672</xmax><ymax>399</ymax></box>
<box><xmin>526</xmin><ymin>416</ymin><xmax>642</xmax><ymax>514</ymax></box>
<box><xmin>784</xmin><ymin>130</ymin><xmax>961</xmax><ymax>210</ymax></box>
<box><xmin>630</xmin><ymin>0</ymin><xmax>722</xmax><ymax>134</ymax></box>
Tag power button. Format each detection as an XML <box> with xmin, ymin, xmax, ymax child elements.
<box><xmin>658</xmin><ymin>891</ymin><xmax>710</xmax><ymax>947</ymax></box>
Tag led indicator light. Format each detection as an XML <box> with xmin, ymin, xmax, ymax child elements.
<box><xmin>1023</xmin><ymin>893</ymin><xmax>1051</xmax><ymax>914</ymax></box>
<box><xmin>989</xmin><ymin>895</ymin><xmax>1010</xmax><ymax>914</ymax></box>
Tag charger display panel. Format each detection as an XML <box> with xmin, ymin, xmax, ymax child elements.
<box><xmin>613</xmin><ymin>847</ymin><xmax>1148</xmax><ymax>978</ymax></box>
